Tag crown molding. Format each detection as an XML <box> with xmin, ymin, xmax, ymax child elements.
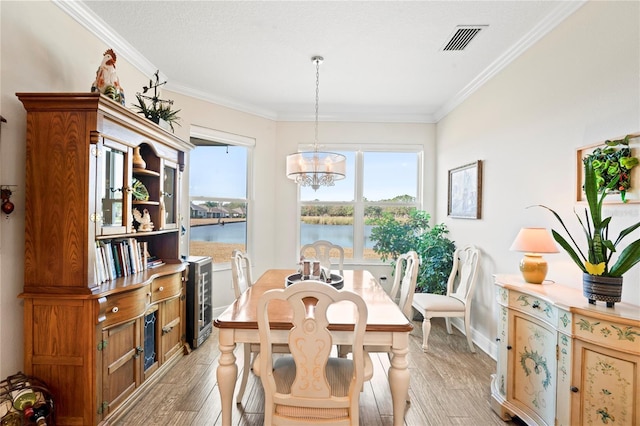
<box><xmin>56</xmin><ymin>0</ymin><xmax>585</xmax><ymax>125</ymax></box>
<box><xmin>434</xmin><ymin>0</ymin><xmax>587</xmax><ymax>121</ymax></box>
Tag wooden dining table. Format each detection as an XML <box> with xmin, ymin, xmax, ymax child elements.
<box><xmin>214</xmin><ymin>268</ymin><xmax>414</xmax><ymax>426</ymax></box>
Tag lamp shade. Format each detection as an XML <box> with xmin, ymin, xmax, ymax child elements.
<box><xmin>286</xmin><ymin>151</ymin><xmax>346</xmax><ymax>190</ymax></box>
<box><xmin>509</xmin><ymin>228</ymin><xmax>559</xmax><ymax>254</ymax></box>
<box><xmin>510</xmin><ymin>228</ymin><xmax>558</xmax><ymax>284</ymax></box>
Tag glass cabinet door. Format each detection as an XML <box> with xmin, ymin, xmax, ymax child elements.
<box><xmin>98</xmin><ymin>141</ymin><xmax>129</xmax><ymax>235</ymax></box>
<box><xmin>162</xmin><ymin>162</ymin><xmax>178</xmax><ymax>229</ymax></box>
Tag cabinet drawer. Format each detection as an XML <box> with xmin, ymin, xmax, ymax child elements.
<box><xmin>151</xmin><ymin>273</ymin><xmax>182</xmax><ymax>302</ymax></box>
<box><xmin>508</xmin><ymin>290</ymin><xmax>556</xmax><ymax>326</ymax></box>
<box><xmin>574</xmin><ymin>314</ymin><xmax>640</xmax><ymax>354</ymax></box>
<box><xmin>102</xmin><ymin>288</ymin><xmax>149</xmax><ymax>327</ymax></box>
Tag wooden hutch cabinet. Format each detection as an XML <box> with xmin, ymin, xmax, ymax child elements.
<box><xmin>17</xmin><ymin>93</ymin><xmax>194</xmax><ymax>425</ymax></box>
<box><xmin>491</xmin><ymin>274</ymin><xmax>640</xmax><ymax>426</ymax></box>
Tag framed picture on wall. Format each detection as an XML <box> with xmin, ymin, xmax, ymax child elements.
<box><xmin>576</xmin><ymin>133</ymin><xmax>640</xmax><ymax>204</ymax></box>
<box><xmin>448</xmin><ymin>160</ymin><xmax>483</xmax><ymax>219</ymax></box>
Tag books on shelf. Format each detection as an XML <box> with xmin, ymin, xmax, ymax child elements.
<box><xmin>95</xmin><ymin>238</ymin><xmax>155</xmax><ymax>283</ymax></box>
<box><xmin>146</xmin><ymin>256</ymin><xmax>165</xmax><ymax>269</ymax></box>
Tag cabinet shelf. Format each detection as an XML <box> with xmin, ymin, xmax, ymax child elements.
<box><xmin>96</xmin><ymin>228</ymin><xmax>178</xmax><ymax>240</ymax></box>
<box><xmin>133</xmin><ymin>168</ymin><xmax>160</xmax><ymax>177</ymax></box>
<box><xmin>132</xmin><ymin>200</ymin><xmax>160</xmax><ymax>206</ymax></box>
<box><xmin>17</xmin><ymin>92</ymin><xmax>194</xmax><ymax>426</ymax></box>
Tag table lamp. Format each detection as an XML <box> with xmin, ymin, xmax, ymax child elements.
<box><xmin>509</xmin><ymin>227</ymin><xmax>559</xmax><ymax>284</ymax></box>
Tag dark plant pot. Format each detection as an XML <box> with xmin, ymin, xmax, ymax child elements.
<box><xmin>582</xmin><ymin>273</ymin><xmax>623</xmax><ymax>308</ymax></box>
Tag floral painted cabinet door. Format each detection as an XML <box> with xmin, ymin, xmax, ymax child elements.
<box><xmin>571</xmin><ymin>315</ymin><xmax>640</xmax><ymax>425</ymax></box>
<box><xmin>511</xmin><ymin>311</ymin><xmax>557</xmax><ymax>425</ymax></box>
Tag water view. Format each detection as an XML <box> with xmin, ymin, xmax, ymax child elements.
<box><xmin>190</xmin><ymin>222</ymin><xmax>376</xmax><ymax>249</ymax></box>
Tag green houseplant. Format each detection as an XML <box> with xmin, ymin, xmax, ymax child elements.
<box><xmin>538</xmin><ymin>157</ymin><xmax>640</xmax><ymax>306</ymax></box>
<box><xmin>369</xmin><ymin>209</ymin><xmax>455</xmax><ymax>294</ymax></box>
<box><xmin>133</xmin><ymin>93</ymin><xmax>181</xmax><ymax>132</ymax></box>
<box><xmin>132</xmin><ymin>70</ymin><xmax>181</xmax><ymax>132</ymax></box>
<box><xmin>584</xmin><ymin>134</ymin><xmax>639</xmax><ymax>203</ymax></box>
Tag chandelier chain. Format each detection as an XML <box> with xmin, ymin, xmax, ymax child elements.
<box><xmin>285</xmin><ymin>55</ymin><xmax>346</xmax><ymax>191</ymax></box>
<box><xmin>314</xmin><ymin>58</ymin><xmax>320</xmax><ymax>151</ymax></box>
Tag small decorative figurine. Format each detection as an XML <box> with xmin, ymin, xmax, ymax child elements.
<box><xmin>132</xmin><ymin>208</ymin><xmax>154</xmax><ymax>232</ymax></box>
<box><xmin>91</xmin><ymin>48</ymin><xmax>126</xmax><ymax>105</ymax></box>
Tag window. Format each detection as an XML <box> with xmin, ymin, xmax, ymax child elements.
<box><xmin>189</xmin><ymin>128</ymin><xmax>253</xmax><ymax>264</ymax></box>
<box><xmin>300</xmin><ymin>146</ymin><xmax>422</xmax><ymax>263</ymax></box>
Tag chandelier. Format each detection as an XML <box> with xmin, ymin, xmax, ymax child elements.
<box><xmin>286</xmin><ymin>56</ymin><xmax>346</xmax><ymax>191</ymax></box>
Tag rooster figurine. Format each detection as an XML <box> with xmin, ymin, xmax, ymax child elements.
<box><xmin>91</xmin><ymin>48</ymin><xmax>125</xmax><ymax>105</ymax></box>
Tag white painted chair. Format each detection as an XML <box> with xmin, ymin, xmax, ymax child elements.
<box><xmin>300</xmin><ymin>240</ymin><xmax>345</xmax><ymax>271</ymax></box>
<box><xmin>231</xmin><ymin>249</ymin><xmax>291</xmax><ymax>404</ymax></box>
<box><xmin>230</xmin><ymin>249</ymin><xmax>255</xmax><ymax>403</ymax></box>
<box><xmin>254</xmin><ymin>281</ymin><xmax>368</xmax><ymax>425</ymax></box>
<box><xmin>411</xmin><ymin>244</ymin><xmax>480</xmax><ymax>353</ymax></box>
<box><xmin>231</xmin><ymin>249</ymin><xmax>253</xmax><ymax>299</ymax></box>
<box><xmin>338</xmin><ymin>250</ymin><xmax>419</xmax><ymax>358</ymax></box>
<box><xmin>387</xmin><ymin>250</ymin><xmax>420</xmax><ymax>320</ymax></box>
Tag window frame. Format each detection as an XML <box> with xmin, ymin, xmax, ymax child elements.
<box><xmin>298</xmin><ymin>143</ymin><xmax>423</xmax><ymax>264</ymax></box>
<box><xmin>189</xmin><ymin>126</ymin><xmax>255</xmax><ymax>270</ymax></box>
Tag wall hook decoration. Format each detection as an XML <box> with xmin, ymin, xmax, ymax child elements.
<box><xmin>1</xmin><ymin>186</ymin><xmax>16</xmax><ymax>215</ymax></box>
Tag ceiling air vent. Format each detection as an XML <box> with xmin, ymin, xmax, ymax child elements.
<box><xmin>442</xmin><ymin>25</ymin><xmax>487</xmax><ymax>51</ymax></box>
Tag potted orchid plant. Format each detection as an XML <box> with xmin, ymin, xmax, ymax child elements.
<box><xmin>538</xmin><ymin>157</ymin><xmax>640</xmax><ymax>306</ymax></box>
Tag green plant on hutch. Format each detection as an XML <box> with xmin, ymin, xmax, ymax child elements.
<box><xmin>132</xmin><ymin>70</ymin><xmax>181</xmax><ymax>132</ymax></box>
<box><xmin>369</xmin><ymin>209</ymin><xmax>455</xmax><ymax>294</ymax></box>
<box><xmin>538</xmin><ymin>156</ymin><xmax>640</xmax><ymax>306</ymax></box>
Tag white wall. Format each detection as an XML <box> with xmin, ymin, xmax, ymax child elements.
<box><xmin>436</xmin><ymin>0</ymin><xmax>640</xmax><ymax>355</ymax></box>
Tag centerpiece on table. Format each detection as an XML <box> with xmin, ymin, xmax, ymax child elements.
<box><xmin>538</xmin><ymin>157</ymin><xmax>640</xmax><ymax>307</ymax></box>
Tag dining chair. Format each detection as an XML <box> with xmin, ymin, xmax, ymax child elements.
<box><xmin>231</xmin><ymin>249</ymin><xmax>291</xmax><ymax>404</ymax></box>
<box><xmin>338</xmin><ymin>250</ymin><xmax>419</xmax><ymax>359</ymax></box>
<box><xmin>411</xmin><ymin>244</ymin><xmax>480</xmax><ymax>353</ymax></box>
<box><xmin>230</xmin><ymin>249</ymin><xmax>256</xmax><ymax>403</ymax></box>
<box><xmin>231</xmin><ymin>249</ymin><xmax>253</xmax><ymax>299</ymax></box>
<box><xmin>387</xmin><ymin>250</ymin><xmax>420</xmax><ymax>320</ymax></box>
<box><xmin>300</xmin><ymin>240</ymin><xmax>345</xmax><ymax>271</ymax></box>
<box><xmin>254</xmin><ymin>281</ymin><xmax>369</xmax><ymax>425</ymax></box>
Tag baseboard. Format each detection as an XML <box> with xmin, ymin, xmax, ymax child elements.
<box><xmin>447</xmin><ymin>318</ymin><xmax>498</xmax><ymax>360</ymax></box>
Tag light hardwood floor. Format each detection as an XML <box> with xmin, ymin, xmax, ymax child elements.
<box><xmin>114</xmin><ymin>317</ymin><xmax>519</xmax><ymax>425</ymax></box>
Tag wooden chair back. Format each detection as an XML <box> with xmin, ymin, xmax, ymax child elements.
<box><xmin>388</xmin><ymin>250</ymin><xmax>420</xmax><ymax>319</ymax></box>
<box><xmin>447</xmin><ymin>244</ymin><xmax>480</xmax><ymax>304</ymax></box>
<box><xmin>257</xmin><ymin>281</ymin><xmax>368</xmax><ymax>425</ymax></box>
<box><xmin>300</xmin><ymin>240</ymin><xmax>345</xmax><ymax>271</ymax></box>
<box><xmin>231</xmin><ymin>249</ymin><xmax>253</xmax><ymax>298</ymax></box>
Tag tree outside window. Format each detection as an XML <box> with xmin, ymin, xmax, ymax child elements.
<box><xmin>300</xmin><ymin>148</ymin><xmax>421</xmax><ymax>263</ymax></box>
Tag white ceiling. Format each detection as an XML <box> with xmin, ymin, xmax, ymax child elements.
<box><xmin>60</xmin><ymin>1</ymin><xmax>585</xmax><ymax>123</ymax></box>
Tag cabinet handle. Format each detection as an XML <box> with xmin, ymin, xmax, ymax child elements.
<box><xmin>133</xmin><ymin>346</ymin><xmax>144</xmax><ymax>358</ymax></box>
<box><xmin>111</xmin><ymin>306</ymin><xmax>119</xmax><ymax>313</ymax></box>
<box><xmin>162</xmin><ymin>326</ymin><xmax>173</xmax><ymax>335</ymax></box>
<box><xmin>158</xmin><ymin>286</ymin><xmax>164</xmax><ymax>292</ymax></box>
<box><xmin>570</xmin><ymin>386</ymin><xmax>579</xmax><ymax>393</ymax></box>
<box><xmin>495</xmin><ymin>338</ymin><xmax>501</xmax><ymax>342</ymax></box>
<box><xmin>507</xmin><ymin>345</ymin><xmax>512</xmax><ymax>350</ymax></box>
<box><xmin>532</xmin><ymin>301</ymin><xmax>540</xmax><ymax>309</ymax></box>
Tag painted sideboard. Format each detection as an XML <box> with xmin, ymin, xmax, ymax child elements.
<box><xmin>491</xmin><ymin>274</ymin><xmax>640</xmax><ymax>426</ymax></box>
